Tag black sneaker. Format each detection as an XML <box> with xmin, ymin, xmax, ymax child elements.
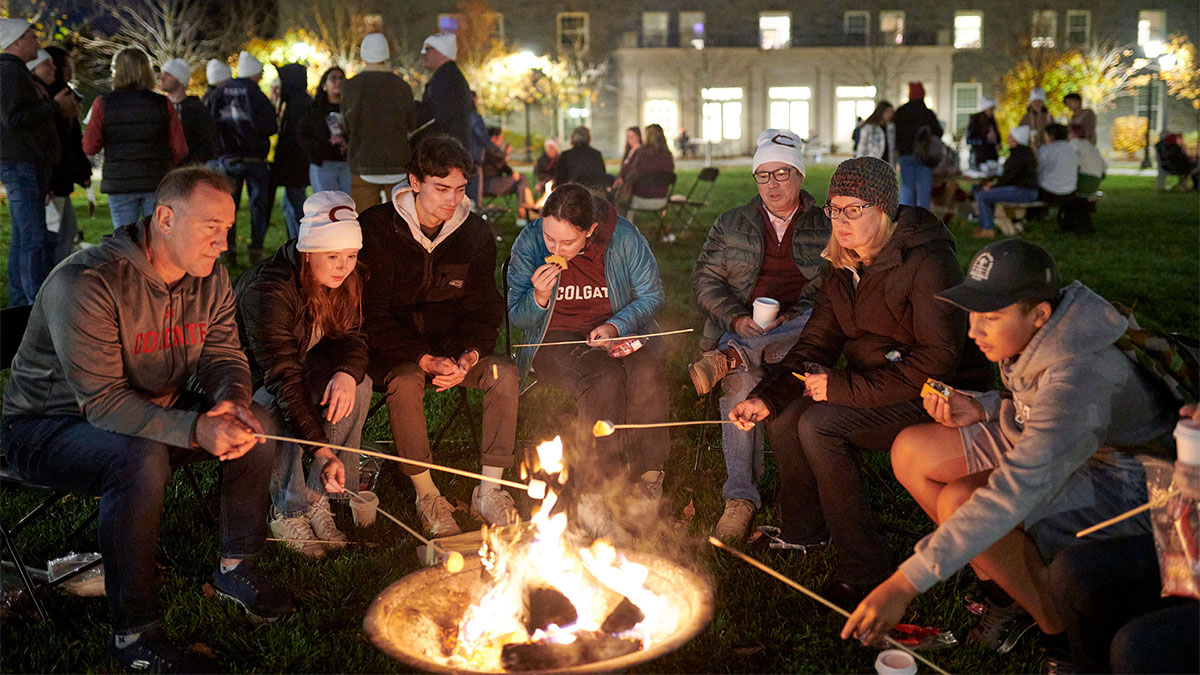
<box><xmin>210</xmin><ymin>560</ymin><xmax>295</xmax><ymax>621</ymax></box>
<box><xmin>109</xmin><ymin>627</ymin><xmax>214</xmax><ymax>673</ymax></box>
<box><xmin>967</xmin><ymin>597</ymin><xmax>1037</xmax><ymax>654</ymax></box>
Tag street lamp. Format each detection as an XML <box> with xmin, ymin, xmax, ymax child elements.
<box><xmin>1140</xmin><ymin>40</ymin><xmax>1173</xmax><ymax>170</ymax></box>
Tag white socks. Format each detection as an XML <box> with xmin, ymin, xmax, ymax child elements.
<box><xmin>410</xmin><ymin>470</ymin><xmax>440</xmax><ymax>500</ymax></box>
<box><xmin>480</xmin><ymin>465</ymin><xmax>504</xmax><ymax>494</ymax></box>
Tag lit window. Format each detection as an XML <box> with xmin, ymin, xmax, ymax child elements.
<box><xmin>642</xmin><ymin>11</ymin><xmax>668</xmax><ymax>48</ymax></box>
<box><xmin>1137</xmin><ymin>10</ymin><xmax>1165</xmax><ymax>46</ymax></box>
<box><xmin>1031</xmin><ymin>10</ymin><xmax>1056</xmax><ymax>48</ymax></box>
<box><xmin>768</xmin><ymin>87</ymin><xmax>811</xmax><ymax>138</ymax></box>
<box><xmin>1066</xmin><ymin>11</ymin><xmax>1089</xmax><ymax>46</ymax></box>
<box><xmin>759</xmin><ymin>12</ymin><xmax>791</xmax><ymax>50</ymax></box>
<box><xmin>880</xmin><ymin>11</ymin><xmax>905</xmax><ymax>45</ymax></box>
<box><xmin>436</xmin><ymin>12</ymin><xmax>503</xmax><ymax>40</ymax></box>
<box><xmin>835</xmin><ymin>86</ymin><xmax>878</xmax><ymax>145</ymax></box>
<box><xmin>952</xmin><ymin>82</ymin><xmax>982</xmax><ymax>136</ymax></box>
<box><xmin>844</xmin><ymin>11</ymin><xmax>869</xmax><ymax>46</ymax></box>
<box><xmin>701</xmin><ymin>87</ymin><xmax>743</xmax><ymax>141</ymax></box>
<box><xmin>558</xmin><ymin>12</ymin><xmax>589</xmax><ymax>54</ymax></box>
<box><xmin>643</xmin><ymin>89</ymin><xmax>679</xmax><ymax>137</ymax></box>
<box><xmin>679</xmin><ymin>11</ymin><xmax>705</xmax><ymax>49</ymax></box>
<box><xmin>954</xmin><ymin>11</ymin><xmax>983</xmax><ymax>49</ymax></box>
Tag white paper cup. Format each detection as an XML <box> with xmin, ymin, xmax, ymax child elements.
<box><xmin>752</xmin><ymin>297</ymin><xmax>780</xmax><ymax>328</ymax></box>
<box><xmin>1176</xmin><ymin>418</ymin><xmax>1200</xmax><ymax>466</ymax></box>
<box><xmin>350</xmin><ymin>490</ymin><xmax>379</xmax><ymax>527</ymax></box>
<box><xmin>874</xmin><ymin>649</ymin><xmax>917</xmax><ymax>675</ymax></box>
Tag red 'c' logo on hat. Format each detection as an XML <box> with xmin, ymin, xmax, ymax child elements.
<box><xmin>771</xmin><ymin>134</ymin><xmax>796</xmax><ymax>148</ymax></box>
<box><xmin>328</xmin><ymin>205</ymin><xmax>355</xmax><ymax>221</ymax></box>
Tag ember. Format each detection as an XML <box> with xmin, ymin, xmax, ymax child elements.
<box><xmin>364</xmin><ymin>436</ymin><xmax>713</xmax><ymax>673</ymax></box>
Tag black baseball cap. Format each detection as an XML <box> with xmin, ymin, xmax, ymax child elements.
<box><xmin>937</xmin><ymin>239</ymin><xmax>1060</xmax><ymax>312</ymax></box>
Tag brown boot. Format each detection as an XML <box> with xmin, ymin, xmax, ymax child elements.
<box><xmin>688</xmin><ymin>350</ymin><xmax>729</xmax><ymax>396</ymax></box>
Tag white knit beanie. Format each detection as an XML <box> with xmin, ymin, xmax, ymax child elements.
<box><xmin>161</xmin><ymin>58</ymin><xmax>191</xmax><ymax>86</ymax></box>
<box><xmin>237</xmin><ymin>50</ymin><xmax>262</xmax><ymax>78</ymax></box>
<box><xmin>752</xmin><ymin>128</ymin><xmax>806</xmax><ymax>176</ymax></box>
<box><xmin>298</xmin><ymin>191</ymin><xmax>362</xmax><ymax>252</ymax></box>
<box><xmin>1009</xmin><ymin>125</ymin><xmax>1032</xmax><ymax>146</ymax></box>
<box><xmin>0</xmin><ymin>18</ymin><xmax>30</xmax><ymax>50</ymax></box>
<box><xmin>1029</xmin><ymin>87</ymin><xmax>1046</xmax><ymax>103</ymax></box>
<box><xmin>422</xmin><ymin>32</ymin><xmax>457</xmax><ymax>61</ymax></box>
<box><xmin>979</xmin><ymin>96</ymin><xmax>996</xmax><ymax>110</ymax></box>
<box><xmin>360</xmin><ymin>33</ymin><xmax>389</xmax><ymax>64</ymax></box>
<box><xmin>25</xmin><ymin>48</ymin><xmax>50</xmax><ymax>71</ymax></box>
<box><xmin>206</xmin><ymin>58</ymin><xmax>231</xmax><ymax>86</ymax></box>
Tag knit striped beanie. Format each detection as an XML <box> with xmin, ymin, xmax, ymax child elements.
<box><xmin>827</xmin><ymin>157</ymin><xmax>899</xmax><ymax>220</ymax></box>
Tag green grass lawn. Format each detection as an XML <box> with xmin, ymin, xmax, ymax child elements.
<box><xmin>1</xmin><ymin>168</ymin><xmax>1197</xmax><ymax>673</ymax></box>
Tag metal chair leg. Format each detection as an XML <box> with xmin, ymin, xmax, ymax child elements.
<box><xmin>0</xmin><ymin>523</ymin><xmax>49</xmax><ymax>620</ymax></box>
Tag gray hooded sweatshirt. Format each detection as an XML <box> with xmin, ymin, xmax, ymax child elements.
<box><xmin>2</xmin><ymin>219</ymin><xmax>251</xmax><ymax>450</ymax></box>
<box><xmin>898</xmin><ymin>281</ymin><xmax>1176</xmax><ymax>592</ymax></box>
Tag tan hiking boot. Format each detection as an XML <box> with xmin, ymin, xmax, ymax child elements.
<box><xmin>471</xmin><ymin>485</ymin><xmax>520</xmax><ymax>526</ymax></box>
<box><xmin>713</xmin><ymin>498</ymin><xmax>755</xmax><ymax>542</ymax></box>
<box><xmin>306</xmin><ymin>498</ymin><xmax>348</xmax><ymax>549</ymax></box>
<box><xmin>416</xmin><ymin>493</ymin><xmax>462</xmax><ymax>538</ymax></box>
<box><xmin>688</xmin><ymin>350</ymin><xmax>729</xmax><ymax>396</ymax></box>
<box><xmin>269</xmin><ymin>509</ymin><xmax>325</xmax><ymax>558</ymax></box>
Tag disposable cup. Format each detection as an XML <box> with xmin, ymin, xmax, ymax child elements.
<box><xmin>1176</xmin><ymin>418</ymin><xmax>1200</xmax><ymax>466</ymax></box>
<box><xmin>874</xmin><ymin>649</ymin><xmax>917</xmax><ymax>675</ymax></box>
<box><xmin>351</xmin><ymin>490</ymin><xmax>379</xmax><ymax>527</ymax></box>
<box><xmin>752</xmin><ymin>297</ymin><xmax>780</xmax><ymax>328</ymax></box>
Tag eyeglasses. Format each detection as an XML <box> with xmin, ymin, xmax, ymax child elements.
<box><xmin>823</xmin><ymin>203</ymin><xmax>875</xmax><ymax>220</ymax></box>
<box><xmin>752</xmin><ymin>168</ymin><xmax>795</xmax><ymax>184</ymax></box>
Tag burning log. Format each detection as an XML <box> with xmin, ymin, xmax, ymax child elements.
<box><xmin>500</xmin><ymin>632</ymin><xmax>643</xmax><ymax>671</ymax></box>
<box><xmin>600</xmin><ymin>596</ymin><xmax>645</xmax><ymax>634</ymax></box>
<box><xmin>521</xmin><ymin>586</ymin><xmax>578</xmax><ymax>634</ymax></box>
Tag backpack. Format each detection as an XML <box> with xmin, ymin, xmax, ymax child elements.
<box><xmin>914</xmin><ymin>126</ymin><xmax>945</xmax><ymax>168</ymax></box>
<box><xmin>1112</xmin><ymin>302</ymin><xmax>1199</xmax><ymax>404</ymax></box>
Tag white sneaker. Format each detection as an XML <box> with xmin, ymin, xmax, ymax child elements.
<box><xmin>416</xmin><ymin>493</ymin><xmax>462</xmax><ymax>538</ymax></box>
<box><xmin>306</xmin><ymin>497</ymin><xmax>348</xmax><ymax>549</ymax></box>
<box><xmin>471</xmin><ymin>485</ymin><xmax>519</xmax><ymax>526</ymax></box>
<box><xmin>713</xmin><ymin>498</ymin><xmax>755</xmax><ymax>542</ymax></box>
<box><xmin>575</xmin><ymin>493</ymin><xmax>633</xmax><ymax>546</ymax></box>
<box><xmin>269</xmin><ymin>509</ymin><xmax>325</xmax><ymax>558</ymax></box>
<box><xmin>622</xmin><ymin>471</ymin><xmax>664</xmax><ymax>533</ymax></box>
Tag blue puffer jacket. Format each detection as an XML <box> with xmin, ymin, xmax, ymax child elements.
<box><xmin>507</xmin><ymin>204</ymin><xmax>664</xmax><ymax>379</ymax></box>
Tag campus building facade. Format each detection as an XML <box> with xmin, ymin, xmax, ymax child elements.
<box><xmin>279</xmin><ymin>0</ymin><xmax>1197</xmax><ymax>158</ymax></box>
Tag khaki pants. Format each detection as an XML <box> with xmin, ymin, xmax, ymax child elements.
<box><xmin>350</xmin><ymin>174</ymin><xmax>389</xmax><ymax>211</ymax></box>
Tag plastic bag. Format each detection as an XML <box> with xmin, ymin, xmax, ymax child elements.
<box><xmin>1143</xmin><ymin>458</ymin><xmax>1200</xmax><ymax>600</ymax></box>
<box><xmin>47</xmin><ymin>551</ymin><xmax>105</xmax><ymax>597</ymax></box>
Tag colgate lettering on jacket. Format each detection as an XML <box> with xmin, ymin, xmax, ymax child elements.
<box><xmin>133</xmin><ymin>322</ymin><xmax>207</xmax><ymax>354</ymax></box>
<box><xmin>555</xmin><ymin>284</ymin><xmax>609</xmax><ymax>301</ymax></box>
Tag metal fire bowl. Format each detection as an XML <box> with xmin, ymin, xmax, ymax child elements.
<box><xmin>363</xmin><ymin>551</ymin><xmax>713</xmax><ymax>674</ymax></box>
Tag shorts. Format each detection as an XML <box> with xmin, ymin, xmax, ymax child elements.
<box><xmin>959</xmin><ymin>420</ymin><xmax>1151</xmax><ymax>561</ymax></box>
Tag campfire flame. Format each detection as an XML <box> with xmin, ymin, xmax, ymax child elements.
<box><xmin>448</xmin><ymin>436</ymin><xmax>668</xmax><ymax>671</ymax></box>
<box><xmin>533</xmin><ymin>180</ymin><xmax>554</xmax><ymax>210</ymax></box>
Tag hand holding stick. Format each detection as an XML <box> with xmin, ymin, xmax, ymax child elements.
<box><xmin>708</xmin><ymin>537</ymin><xmax>949</xmax><ymax>675</ymax></box>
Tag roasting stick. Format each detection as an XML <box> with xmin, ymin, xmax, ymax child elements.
<box><xmin>513</xmin><ymin>328</ymin><xmax>693</xmax><ymax>348</ymax></box>
<box><xmin>252</xmin><ymin>433</ymin><xmax>529</xmax><ymax>492</ymax></box>
<box><xmin>348</xmin><ymin>490</ymin><xmax>465</xmax><ymax>573</ymax></box>
<box><xmin>709</xmin><ymin>537</ymin><xmax>950</xmax><ymax>675</ymax></box>
<box><xmin>592</xmin><ymin>419</ymin><xmax>737</xmax><ymax>437</ymax></box>
<box><xmin>1075</xmin><ymin>487</ymin><xmax>1180</xmax><ymax>538</ymax></box>
<box><xmin>267</xmin><ymin>537</ymin><xmax>364</xmax><ymax>545</ymax></box>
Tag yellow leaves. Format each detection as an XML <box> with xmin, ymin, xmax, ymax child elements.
<box><xmin>1110</xmin><ymin>116</ymin><xmax>1148</xmax><ymax>158</ymax></box>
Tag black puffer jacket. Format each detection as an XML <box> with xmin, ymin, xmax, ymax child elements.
<box><xmin>754</xmin><ymin>206</ymin><xmax>990</xmax><ymax>413</ymax></box>
<box><xmin>234</xmin><ymin>241</ymin><xmax>368</xmax><ymax>445</ymax></box>
<box><xmin>272</xmin><ymin>64</ymin><xmax>311</xmax><ymax>187</ymax></box>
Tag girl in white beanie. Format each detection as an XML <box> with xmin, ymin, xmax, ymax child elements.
<box><xmin>1019</xmin><ymin>86</ymin><xmax>1053</xmax><ymax>151</ymax></box>
<box><xmin>234</xmin><ymin>191</ymin><xmax>371</xmax><ymax>558</ymax></box>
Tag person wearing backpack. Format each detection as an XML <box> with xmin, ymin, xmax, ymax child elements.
<box><xmin>893</xmin><ymin>82</ymin><xmax>942</xmax><ymax>209</ymax></box>
<box><xmin>840</xmin><ymin>240</ymin><xmax>1178</xmax><ymax>669</ymax></box>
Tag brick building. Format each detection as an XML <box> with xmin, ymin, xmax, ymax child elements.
<box><xmin>278</xmin><ymin>0</ymin><xmax>1197</xmax><ymax>157</ymax></box>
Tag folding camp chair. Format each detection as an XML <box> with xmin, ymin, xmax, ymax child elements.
<box><xmin>667</xmin><ymin>167</ymin><xmax>719</xmax><ymax>234</ymax></box>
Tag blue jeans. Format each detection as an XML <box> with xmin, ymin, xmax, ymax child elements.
<box><xmin>898</xmin><ymin>154</ymin><xmax>932</xmax><ymax>209</ymax></box>
<box><xmin>215</xmin><ymin>158</ymin><xmax>271</xmax><ymax>250</ymax></box>
<box><xmin>256</xmin><ymin>374</ymin><xmax>372</xmax><ymax>516</ymax></box>
<box><xmin>715</xmin><ymin>313</ymin><xmax>810</xmax><ymax>507</ymax></box>
<box><xmin>107</xmin><ymin>191</ymin><xmax>156</xmax><ymax>231</ymax></box>
<box><xmin>279</xmin><ymin>185</ymin><xmax>307</xmax><ymax>240</ymax></box>
<box><xmin>309</xmin><ymin>162</ymin><xmax>351</xmax><ymax>194</ymax></box>
<box><xmin>49</xmin><ymin>195</ymin><xmax>79</xmax><ymax>266</ymax></box>
<box><xmin>1</xmin><ymin>406</ymin><xmax>277</xmax><ymax>634</ymax></box>
<box><xmin>975</xmin><ymin>185</ymin><xmax>1039</xmax><ymax>231</ymax></box>
<box><xmin>1</xmin><ymin>161</ymin><xmax>52</xmax><ymax>305</ymax></box>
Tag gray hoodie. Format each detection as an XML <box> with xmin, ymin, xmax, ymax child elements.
<box><xmin>2</xmin><ymin>219</ymin><xmax>251</xmax><ymax>450</ymax></box>
<box><xmin>898</xmin><ymin>282</ymin><xmax>1176</xmax><ymax>592</ymax></box>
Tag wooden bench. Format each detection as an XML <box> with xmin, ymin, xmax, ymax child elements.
<box><xmin>993</xmin><ymin>192</ymin><xmax>1103</xmax><ymax>235</ymax></box>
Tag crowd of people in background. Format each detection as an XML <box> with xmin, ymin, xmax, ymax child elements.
<box><xmin>1</xmin><ymin>14</ymin><xmax>1197</xmax><ymax>675</ymax></box>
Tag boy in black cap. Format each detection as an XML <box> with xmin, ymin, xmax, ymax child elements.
<box><xmin>839</xmin><ymin>239</ymin><xmax>1177</xmax><ymax>661</ymax></box>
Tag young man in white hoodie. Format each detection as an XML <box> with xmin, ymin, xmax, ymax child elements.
<box><xmin>840</xmin><ymin>240</ymin><xmax>1177</xmax><ymax>663</ymax></box>
<box><xmin>357</xmin><ymin>134</ymin><xmax>519</xmax><ymax>537</ymax></box>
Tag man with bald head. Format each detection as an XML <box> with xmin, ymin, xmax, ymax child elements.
<box><xmin>2</xmin><ymin>166</ymin><xmax>294</xmax><ymax>671</ymax></box>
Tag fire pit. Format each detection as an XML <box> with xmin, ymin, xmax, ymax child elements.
<box><xmin>363</xmin><ymin>437</ymin><xmax>713</xmax><ymax>673</ymax></box>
